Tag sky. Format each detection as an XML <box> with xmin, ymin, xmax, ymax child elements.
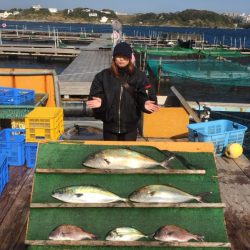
<box><xmin>1</xmin><ymin>0</ymin><xmax>250</xmax><ymax>14</ymax></box>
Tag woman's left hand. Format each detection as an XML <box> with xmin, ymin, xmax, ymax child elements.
<box><xmin>144</xmin><ymin>100</ymin><xmax>159</xmax><ymax>113</ymax></box>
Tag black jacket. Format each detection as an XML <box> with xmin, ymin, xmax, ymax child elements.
<box><xmin>89</xmin><ymin>67</ymin><xmax>151</xmax><ymax>133</ymax></box>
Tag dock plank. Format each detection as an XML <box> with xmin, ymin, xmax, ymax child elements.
<box><xmin>0</xmin><ymin>167</ymin><xmax>33</xmax><ymax>224</ymax></box>
<box><xmin>0</xmin><ymin>167</ymin><xmax>34</xmax><ymax>250</ymax></box>
<box><xmin>58</xmin><ymin>50</ymin><xmax>112</xmax><ymax>95</ymax></box>
<box><xmin>58</xmin><ymin>34</ymin><xmax>112</xmax><ymax>95</ymax></box>
<box><xmin>216</xmin><ymin>156</ymin><xmax>250</xmax><ymax>250</ymax></box>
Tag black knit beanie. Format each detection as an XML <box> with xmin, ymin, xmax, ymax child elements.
<box><xmin>113</xmin><ymin>42</ymin><xmax>132</xmax><ymax>58</ymax></box>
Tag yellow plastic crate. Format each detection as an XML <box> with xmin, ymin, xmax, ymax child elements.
<box><xmin>25</xmin><ymin>107</ymin><xmax>64</xmax><ymax>142</ymax></box>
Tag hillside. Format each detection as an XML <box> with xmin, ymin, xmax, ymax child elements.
<box><xmin>118</xmin><ymin>9</ymin><xmax>235</xmax><ymax>28</ymax></box>
<box><xmin>5</xmin><ymin>8</ymin><xmax>235</xmax><ymax>28</ymax></box>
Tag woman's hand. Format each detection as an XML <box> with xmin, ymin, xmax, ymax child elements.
<box><xmin>144</xmin><ymin>100</ymin><xmax>159</xmax><ymax>113</ymax></box>
<box><xmin>86</xmin><ymin>97</ymin><xmax>102</xmax><ymax>109</ymax></box>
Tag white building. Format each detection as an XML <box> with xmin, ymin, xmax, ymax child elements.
<box><xmin>32</xmin><ymin>5</ymin><xmax>42</xmax><ymax>10</ymax></box>
<box><xmin>115</xmin><ymin>11</ymin><xmax>128</xmax><ymax>16</ymax></box>
<box><xmin>101</xmin><ymin>10</ymin><xmax>111</xmax><ymax>15</ymax></box>
<box><xmin>100</xmin><ymin>16</ymin><xmax>108</xmax><ymax>23</ymax></box>
<box><xmin>48</xmin><ymin>8</ymin><xmax>58</xmax><ymax>13</ymax></box>
<box><xmin>89</xmin><ymin>13</ymin><xmax>98</xmax><ymax>17</ymax></box>
<box><xmin>0</xmin><ymin>11</ymin><xmax>12</xmax><ymax>18</ymax></box>
<box><xmin>13</xmin><ymin>11</ymin><xmax>20</xmax><ymax>15</ymax></box>
<box><xmin>83</xmin><ymin>8</ymin><xmax>90</xmax><ymax>12</ymax></box>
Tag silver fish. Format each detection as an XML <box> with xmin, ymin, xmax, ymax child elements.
<box><xmin>106</xmin><ymin>227</ymin><xmax>148</xmax><ymax>241</ymax></box>
<box><xmin>153</xmin><ymin>225</ymin><xmax>204</xmax><ymax>242</ymax></box>
<box><xmin>52</xmin><ymin>185</ymin><xmax>127</xmax><ymax>203</ymax></box>
<box><xmin>129</xmin><ymin>184</ymin><xmax>205</xmax><ymax>203</ymax></box>
<box><xmin>49</xmin><ymin>224</ymin><xmax>96</xmax><ymax>240</ymax></box>
<box><xmin>83</xmin><ymin>148</ymin><xmax>174</xmax><ymax>169</ymax></box>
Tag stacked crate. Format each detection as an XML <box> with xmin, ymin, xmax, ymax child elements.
<box><xmin>0</xmin><ymin>154</ymin><xmax>8</xmax><ymax>196</ymax></box>
<box><xmin>0</xmin><ymin>128</ymin><xmax>25</xmax><ymax>166</ymax></box>
<box><xmin>25</xmin><ymin>107</ymin><xmax>64</xmax><ymax>168</ymax></box>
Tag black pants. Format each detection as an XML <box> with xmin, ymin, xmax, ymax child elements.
<box><xmin>103</xmin><ymin>129</ymin><xmax>137</xmax><ymax>141</ymax></box>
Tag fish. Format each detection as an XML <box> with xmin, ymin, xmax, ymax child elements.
<box><xmin>153</xmin><ymin>225</ymin><xmax>204</xmax><ymax>242</ymax></box>
<box><xmin>106</xmin><ymin>227</ymin><xmax>148</xmax><ymax>241</ymax></box>
<box><xmin>49</xmin><ymin>224</ymin><xmax>96</xmax><ymax>240</ymax></box>
<box><xmin>129</xmin><ymin>184</ymin><xmax>210</xmax><ymax>203</ymax></box>
<box><xmin>61</xmin><ymin>125</ymin><xmax>80</xmax><ymax>140</ymax></box>
<box><xmin>51</xmin><ymin>185</ymin><xmax>127</xmax><ymax>203</ymax></box>
<box><xmin>82</xmin><ymin>148</ymin><xmax>175</xmax><ymax>170</ymax></box>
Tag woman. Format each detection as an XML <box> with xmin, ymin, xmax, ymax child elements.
<box><xmin>86</xmin><ymin>42</ymin><xmax>159</xmax><ymax>141</ymax></box>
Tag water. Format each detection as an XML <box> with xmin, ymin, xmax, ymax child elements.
<box><xmin>2</xmin><ymin>20</ymin><xmax>250</xmax><ymax>48</ymax></box>
<box><xmin>0</xmin><ymin>58</ymin><xmax>69</xmax><ymax>75</ymax></box>
<box><xmin>0</xmin><ymin>20</ymin><xmax>249</xmax><ymax>158</ymax></box>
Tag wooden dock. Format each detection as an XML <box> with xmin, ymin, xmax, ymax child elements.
<box><xmin>0</xmin><ymin>44</ymin><xmax>80</xmax><ymax>59</ymax></box>
<box><xmin>0</xmin><ymin>138</ymin><xmax>249</xmax><ymax>250</ymax></box>
<box><xmin>58</xmin><ymin>33</ymin><xmax>112</xmax><ymax>97</ymax></box>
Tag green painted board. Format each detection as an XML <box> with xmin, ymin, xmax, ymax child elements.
<box><xmin>36</xmin><ymin>143</ymin><xmax>217</xmax><ymax>174</ymax></box>
<box><xmin>26</xmin><ymin>207</ymin><xmax>228</xmax><ymax>242</ymax></box>
<box><xmin>26</xmin><ymin>142</ymin><xmax>230</xmax><ymax>249</ymax></box>
<box><xmin>31</xmin><ymin>172</ymin><xmax>220</xmax><ymax>203</ymax></box>
<box><xmin>28</xmin><ymin>247</ymin><xmax>229</xmax><ymax>250</ymax></box>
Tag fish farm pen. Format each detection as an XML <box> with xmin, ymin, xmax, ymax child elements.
<box><xmin>0</xmin><ymin>32</ymin><xmax>250</xmax><ymax>250</ymax></box>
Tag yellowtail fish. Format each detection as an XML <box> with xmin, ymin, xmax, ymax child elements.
<box><xmin>82</xmin><ymin>148</ymin><xmax>175</xmax><ymax>169</ymax></box>
<box><xmin>106</xmin><ymin>227</ymin><xmax>148</xmax><ymax>241</ymax></box>
<box><xmin>153</xmin><ymin>225</ymin><xmax>204</xmax><ymax>242</ymax></box>
<box><xmin>52</xmin><ymin>185</ymin><xmax>127</xmax><ymax>203</ymax></box>
<box><xmin>129</xmin><ymin>184</ymin><xmax>211</xmax><ymax>203</ymax></box>
<box><xmin>49</xmin><ymin>224</ymin><xmax>96</xmax><ymax>240</ymax></box>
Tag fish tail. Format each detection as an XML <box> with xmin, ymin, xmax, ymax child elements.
<box><xmin>195</xmin><ymin>234</ymin><xmax>205</xmax><ymax>242</ymax></box>
<box><xmin>88</xmin><ymin>233</ymin><xmax>97</xmax><ymax>239</ymax></box>
<box><xmin>120</xmin><ymin>198</ymin><xmax>129</xmax><ymax>202</ymax></box>
<box><xmin>196</xmin><ymin>191</ymin><xmax>213</xmax><ymax>202</ymax></box>
<box><xmin>160</xmin><ymin>154</ymin><xmax>175</xmax><ymax>169</ymax></box>
<box><xmin>147</xmin><ymin>233</ymin><xmax>155</xmax><ymax>239</ymax></box>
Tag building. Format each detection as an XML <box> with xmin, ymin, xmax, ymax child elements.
<box><xmin>32</xmin><ymin>5</ymin><xmax>42</xmax><ymax>11</ymax></box>
<box><xmin>0</xmin><ymin>11</ymin><xmax>12</xmax><ymax>18</ymax></box>
<box><xmin>82</xmin><ymin>8</ymin><xmax>90</xmax><ymax>12</ymax></box>
<box><xmin>100</xmin><ymin>16</ymin><xmax>108</xmax><ymax>23</ymax></box>
<box><xmin>89</xmin><ymin>13</ymin><xmax>98</xmax><ymax>17</ymax></box>
<box><xmin>101</xmin><ymin>9</ymin><xmax>111</xmax><ymax>15</ymax></box>
<box><xmin>115</xmin><ymin>11</ymin><xmax>128</xmax><ymax>16</ymax></box>
<box><xmin>48</xmin><ymin>8</ymin><xmax>58</xmax><ymax>13</ymax></box>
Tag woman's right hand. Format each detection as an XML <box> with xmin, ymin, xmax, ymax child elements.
<box><xmin>86</xmin><ymin>97</ymin><xmax>102</xmax><ymax>109</ymax></box>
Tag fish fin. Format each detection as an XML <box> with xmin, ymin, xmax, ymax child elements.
<box><xmin>195</xmin><ymin>235</ymin><xmax>205</xmax><ymax>242</ymax></box>
<box><xmin>75</xmin><ymin>193</ymin><xmax>83</xmax><ymax>198</ymax></box>
<box><xmin>149</xmin><ymin>191</ymin><xmax>156</xmax><ymax>196</ymax></box>
<box><xmin>196</xmin><ymin>191</ymin><xmax>213</xmax><ymax>202</ymax></box>
<box><xmin>172</xmin><ymin>154</ymin><xmax>202</xmax><ymax>170</ymax></box>
<box><xmin>120</xmin><ymin>198</ymin><xmax>129</xmax><ymax>203</ymax></box>
<box><xmin>160</xmin><ymin>153</ymin><xmax>175</xmax><ymax>169</ymax></box>
<box><xmin>147</xmin><ymin>233</ymin><xmax>155</xmax><ymax>239</ymax></box>
<box><xmin>127</xmin><ymin>200</ymin><xmax>136</xmax><ymax>207</ymax></box>
<box><xmin>104</xmin><ymin>158</ymin><xmax>111</xmax><ymax>165</ymax></box>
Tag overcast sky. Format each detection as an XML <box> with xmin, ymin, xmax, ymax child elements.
<box><xmin>1</xmin><ymin>0</ymin><xmax>249</xmax><ymax>14</ymax></box>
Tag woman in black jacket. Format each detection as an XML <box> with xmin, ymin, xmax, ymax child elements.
<box><xmin>86</xmin><ymin>42</ymin><xmax>159</xmax><ymax>141</ymax></box>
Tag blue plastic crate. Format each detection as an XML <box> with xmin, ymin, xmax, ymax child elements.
<box><xmin>0</xmin><ymin>87</ymin><xmax>34</xmax><ymax>105</ymax></box>
<box><xmin>0</xmin><ymin>128</ymin><xmax>25</xmax><ymax>166</ymax></box>
<box><xmin>25</xmin><ymin>142</ymin><xmax>38</xmax><ymax>168</ymax></box>
<box><xmin>0</xmin><ymin>154</ymin><xmax>8</xmax><ymax>195</ymax></box>
<box><xmin>187</xmin><ymin>119</ymin><xmax>248</xmax><ymax>156</ymax></box>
